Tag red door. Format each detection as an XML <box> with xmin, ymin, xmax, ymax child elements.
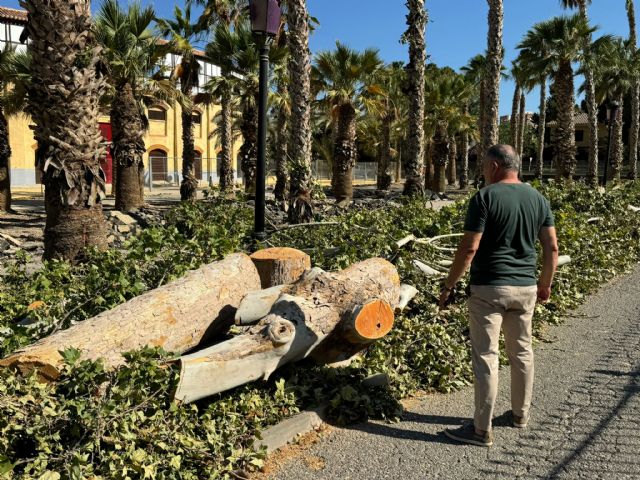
<box><xmin>99</xmin><ymin>123</ymin><xmax>113</xmax><ymax>184</ymax></box>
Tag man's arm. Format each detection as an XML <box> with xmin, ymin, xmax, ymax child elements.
<box><xmin>538</xmin><ymin>226</ymin><xmax>559</xmax><ymax>302</ymax></box>
<box><xmin>439</xmin><ymin>231</ymin><xmax>483</xmax><ymax>308</ymax></box>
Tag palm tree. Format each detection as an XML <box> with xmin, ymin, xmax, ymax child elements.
<box><xmin>509</xmin><ymin>62</ymin><xmax>523</xmax><ymax>151</ymax></box>
<box><xmin>374</xmin><ymin>62</ymin><xmax>406</xmax><ymax>191</ymax></box>
<box><xmin>590</xmin><ymin>36</ymin><xmax>637</xmax><ymax>182</ymax></box>
<box><xmin>20</xmin><ymin>0</ymin><xmax>109</xmax><ymax>260</ymax></box>
<box><xmin>520</xmin><ymin>15</ymin><xmax>595</xmax><ymax>182</ymax></box>
<box><xmin>482</xmin><ymin>0</ymin><xmax>504</xmax><ymax>169</ymax></box>
<box><xmin>287</xmin><ymin>0</ymin><xmax>314</xmax><ymax>223</ymax></box>
<box><xmin>312</xmin><ymin>42</ymin><xmax>382</xmax><ymax>203</ymax></box>
<box><xmin>402</xmin><ymin>0</ymin><xmax>428</xmax><ymax>196</ymax></box>
<box><xmin>158</xmin><ymin>2</ymin><xmax>204</xmax><ymax>201</ymax></box>
<box><xmin>560</xmin><ymin>0</ymin><xmax>600</xmax><ymax>185</ymax></box>
<box><xmin>272</xmin><ymin>60</ymin><xmax>291</xmax><ymax>203</ymax></box>
<box><xmin>96</xmin><ymin>0</ymin><xmax>174</xmax><ymax>212</ymax></box>
<box><xmin>462</xmin><ymin>54</ymin><xmax>487</xmax><ymax>182</ymax></box>
<box><xmin>627</xmin><ymin>0</ymin><xmax>639</xmax><ymax>179</ymax></box>
<box><xmin>518</xmin><ymin>32</ymin><xmax>553</xmax><ymax>180</ymax></box>
<box><xmin>0</xmin><ymin>46</ymin><xmax>28</xmax><ymax>213</ymax></box>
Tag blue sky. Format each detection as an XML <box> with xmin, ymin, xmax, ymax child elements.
<box><xmin>3</xmin><ymin>0</ymin><xmax>632</xmax><ymax>115</ymax></box>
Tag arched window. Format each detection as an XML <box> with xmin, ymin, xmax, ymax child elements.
<box><xmin>149</xmin><ymin>149</ymin><xmax>168</xmax><ymax>181</ymax></box>
<box><xmin>148</xmin><ymin>106</ymin><xmax>167</xmax><ymax>122</ymax></box>
<box><xmin>194</xmin><ymin>151</ymin><xmax>202</xmax><ymax>180</ymax></box>
<box><xmin>192</xmin><ymin>111</ymin><xmax>202</xmax><ymax>125</ymax></box>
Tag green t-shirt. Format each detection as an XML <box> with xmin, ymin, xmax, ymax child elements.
<box><xmin>464</xmin><ymin>182</ymin><xmax>555</xmax><ymax>286</ymax></box>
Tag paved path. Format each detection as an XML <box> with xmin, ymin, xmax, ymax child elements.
<box><xmin>270</xmin><ymin>266</ymin><xmax>640</xmax><ymax>480</ymax></box>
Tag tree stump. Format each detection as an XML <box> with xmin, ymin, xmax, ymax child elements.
<box><xmin>0</xmin><ymin>253</ymin><xmax>261</xmax><ymax>380</ymax></box>
<box><xmin>250</xmin><ymin>247</ymin><xmax>311</xmax><ymax>288</ymax></box>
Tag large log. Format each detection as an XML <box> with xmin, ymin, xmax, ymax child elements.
<box><xmin>175</xmin><ymin>258</ymin><xmax>405</xmax><ymax>403</ymax></box>
<box><xmin>250</xmin><ymin>247</ymin><xmax>311</xmax><ymax>288</ymax></box>
<box><xmin>0</xmin><ymin>253</ymin><xmax>261</xmax><ymax>380</ymax></box>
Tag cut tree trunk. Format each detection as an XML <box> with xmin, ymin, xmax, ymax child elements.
<box><xmin>0</xmin><ymin>253</ymin><xmax>261</xmax><ymax>380</ymax></box>
<box><xmin>333</xmin><ymin>103</ymin><xmax>357</xmax><ymax>203</ymax></box>
<box><xmin>250</xmin><ymin>247</ymin><xmax>311</xmax><ymax>288</ymax></box>
<box><xmin>174</xmin><ymin>257</ymin><xmax>402</xmax><ymax>403</ymax></box>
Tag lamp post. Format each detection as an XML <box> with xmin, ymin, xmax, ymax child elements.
<box><xmin>250</xmin><ymin>0</ymin><xmax>281</xmax><ymax>241</ymax></box>
<box><xmin>603</xmin><ymin>101</ymin><xmax>620</xmax><ymax>187</ymax></box>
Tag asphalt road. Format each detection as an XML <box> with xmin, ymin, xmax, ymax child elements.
<box><xmin>269</xmin><ymin>265</ymin><xmax>640</xmax><ymax>480</ymax></box>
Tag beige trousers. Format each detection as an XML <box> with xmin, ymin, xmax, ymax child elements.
<box><xmin>468</xmin><ymin>285</ymin><xmax>538</xmax><ymax>432</ymax></box>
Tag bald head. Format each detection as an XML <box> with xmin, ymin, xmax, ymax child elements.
<box><xmin>485</xmin><ymin>144</ymin><xmax>521</xmax><ymax>173</ymax></box>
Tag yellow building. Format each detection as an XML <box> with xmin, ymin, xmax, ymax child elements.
<box><xmin>0</xmin><ymin>6</ymin><xmax>241</xmax><ymax>188</ymax></box>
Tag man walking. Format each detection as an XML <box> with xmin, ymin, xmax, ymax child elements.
<box><xmin>440</xmin><ymin>144</ymin><xmax>558</xmax><ymax>447</ymax></box>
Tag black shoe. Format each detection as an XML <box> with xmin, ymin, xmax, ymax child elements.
<box><xmin>444</xmin><ymin>424</ymin><xmax>493</xmax><ymax>447</ymax></box>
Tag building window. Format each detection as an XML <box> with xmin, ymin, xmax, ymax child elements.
<box><xmin>192</xmin><ymin>111</ymin><xmax>202</xmax><ymax>125</ymax></box>
<box><xmin>148</xmin><ymin>106</ymin><xmax>167</xmax><ymax>122</ymax></box>
<box><xmin>575</xmin><ymin>130</ymin><xmax>584</xmax><ymax>142</ymax></box>
<box><xmin>149</xmin><ymin>149</ymin><xmax>168</xmax><ymax>181</ymax></box>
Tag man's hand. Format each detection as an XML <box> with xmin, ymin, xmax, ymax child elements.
<box><xmin>537</xmin><ymin>285</ymin><xmax>551</xmax><ymax>302</ymax></box>
<box><xmin>439</xmin><ymin>286</ymin><xmax>453</xmax><ymax>310</ymax></box>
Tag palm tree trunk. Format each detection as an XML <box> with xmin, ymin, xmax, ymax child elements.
<box><xmin>239</xmin><ymin>98</ymin><xmax>258</xmax><ymax>196</ymax></box>
<box><xmin>448</xmin><ymin>136</ymin><xmax>457</xmax><ymax>185</ymax></box>
<box><xmin>481</xmin><ymin>0</ymin><xmax>503</xmax><ymax>169</ymax></box>
<box><xmin>274</xmin><ymin>91</ymin><xmax>289</xmax><ymax>202</ymax></box>
<box><xmin>627</xmin><ymin>0</ymin><xmax>639</xmax><ymax>180</ymax></box>
<box><xmin>219</xmin><ymin>81</ymin><xmax>234</xmax><ymax>193</ymax></box>
<box><xmin>377</xmin><ymin>113</ymin><xmax>393</xmax><ymax>190</ymax></box>
<box><xmin>536</xmin><ymin>78</ymin><xmax>547</xmax><ymax>180</ymax></box>
<box><xmin>287</xmin><ymin>0</ymin><xmax>313</xmax><ymax>222</ymax></box>
<box><xmin>112</xmin><ymin>82</ymin><xmax>145</xmax><ymax>212</ymax></box>
<box><xmin>180</xmin><ymin>60</ymin><xmax>198</xmax><ymax>202</ymax></box>
<box><xmin>476</xmin><ymin>80</ymin><xmax>486</xmax><ymax>179</ymax></box>
<box><xmin>22</xmin><ymin>0</ymin><xmax>108</xmax><ymax>261</ymax></box>
<box><xmin>554</xmin><ymin>60</ymin><xmax>577</xmax><ymax>182</ymax></box>
<box><xmin>518</xmin><ymin>92</ymin><xmax>526</xmax><ymax>159</ymax></box>
<box><xmin>424</xmin><ymin>139</ymin><xmax>433</xmax><ymax>191</ymax></box>
<box><xmin>510</xmin><ymin>84</ymin><xmax>521</xmax><ymax>150</ymax></box>
<box><xmin>333</xmin><ymin>103</ymin><xmax>357</xmax><ymax>203</ymax></box>
<box><xmin>611</xmin><ymin>95</ymin><xmax>625</xmax><ymax>182</ymax></box>
<box><xmin>459</xmin><ymin>129</ymin><xmax>469</xmax><ymax>188</ymax></box>
<box><xmin>0</xmin><ymin>108</ymin><xmax>11</xmax><ymax>212</ymax></box>
<box><xmin>432</xmin><ymin>124</ymin><xmax>449</xmax><ymax>193</ymax></box>
<box><xmin>403</xmin><ymin>0</ymin><xmax>427</xmax><ymax>196</ymax></box>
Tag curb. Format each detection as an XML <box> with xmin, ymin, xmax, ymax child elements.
<box><xmin>253</xmin><ymin>373</ymin><xmax>389</xmax><ymax>454</ymax></box>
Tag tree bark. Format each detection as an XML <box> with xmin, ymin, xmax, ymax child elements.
<box><xmin>448</xmin><ymin>135</ymin><xmax>457</xmax><ymax>185</ymax></box>
<box><xmin>21</xmin><ymin>0</ymin><xmax>109</xmax><ymax>261</ymax></box>
<box><xmin>459</xmin><ymin>129</ymin><xmax>469</xmax><ymax>188</ymax></box>
<box><xmin>219</xmin><ymin>80</ymin><xmax>235</xmax><ymax>194</ymax></box>
<box><xmin>403</xmin><ymin>0</ymin><xmax>427</xmax><ymax>197</ymax></box>
<box><xmin>610</xmin><ymin>96</ymin><xmax>625</xmax><ymax>182</ymax></box>
<box><xmin>112</xmin><ymin>82</ymin><xmax>145</xmax><ymax>212</ymax></box>
<box><xmin>377</xmin><ymin>113</ymin><xmax>393</xmax><ymax>190</ymax></box>
<box><xmin>250</xmin><ymin>247</ymin><xmax>311</xmax><ymax>288</ymax></box>
<box><xmin>0</xmin><ymin>253</ymin><xmax>261</xmax><ymax>380</ymax></box>
<box><xmin>432</xmin><ymin>125</ymin><xmax>449</xmax><ymax>193</ymax></box>
<box><xmin>481</xmin><ymin>0</ymin><xmax>503</xmax><ymax>171</ymax></box>
<box><xmin>628</xmin><ymin>0</ymin><xmax>639</xmax><ymax>180</ymax></box>
<box><xmin>180</xmin><ymin>58</ymin><xmax>198</xmax><ymax>202</ymax></box>
<box><xmin>518</xmin><ymin>92</ymin><xmax>527</xmax><ymax>159</ymax></box>
<box><xmin>240</xmin><ymin>94</ymin><xmax>258</xmax><ymax>196</ymax></box>
<box><xmin>333</xmin><ymin>103</ymin><xmax>357</xmax><ymax>203</ymax></box>
<box><xmin>287</xmin><ymin>0</ymin><xmax>313</xmax><ymax>222</ymax></box>
<box><xmin>0</xmin><ymin>108</ymin><xmax>11</xmax><ymax>212</ymax></box>
<box><xmin>536</xmin><ymin>78</ymin><xmax>547</xmax><ymax>180</ymax></box>
<box><xmin>554</xmin><ymin>60</ymin><xmax>576</xmax><ymax>182</ymax></box>
<box><xmin>510</xmin><ymin>84</ymin><xmax>521</xmax><ymax>150</ymax></box>
<box><xmin>174</xmin><ymin>258</ymin><xmax>402</xmax><ymax>403</ymax></box>
<box><xmin>274</xmin><ymin>85</ymin><xmax>290</xmax><ymax>202</ymax></box>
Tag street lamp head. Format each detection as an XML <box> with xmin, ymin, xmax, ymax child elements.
<box><xmin>250</xmin><ymin>0</ymin><xmax>282</xmax><ymax>37</ymax></box>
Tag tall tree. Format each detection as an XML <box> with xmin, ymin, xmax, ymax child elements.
<box><xmin>402</xmin><ymin>0</ymin><xmax>427</xmax><ymax>196</ymax></box>
<box><xmin>509</xmin><ymin>62</ymin><xmax>523</xmax><ymax>151</ymax></box>
<box><xmin>272</xmin><ymin>61</ymin><xmax>290</xmax><ymax>203</ymax></box>
<box><xmin>20</xmin><ymin>0</ymin><xmax>109</xmax><ymax>260</ymax></box>
<box><xmin>462</xmin><ymin>54</ymin><xmax>488</xmax><ymax>183</ymax></box>
<box><xmin>158</xmin><ymin>2</ymin><xmax>204</xmax><ymax>201</ymax></box>
<box><xmin>96</xmin><ymin>0</ymin><xmax>174</xmax><ymax>212</ymax></box>
<box><xmin>560</xmin><ymin>0</ymin><xmax>600</xmax><ymax>185</ymax></box>
<box><xmin>312</xmin><ymin>43</ymin><xmax>382</xmax><ymax>203</ymax></box>
<box><xmin>627</xmin><ymin>0</ymin><xmax>639</xmax><ymax>179</ymax></box>
<box><xmin>0</xmin><ymin>47</ymin><xmax>28</xmax><ymax>213</ymax></box>
<box><xmin>521</xmin><ymin>15</ymin><xmax>595</xmax><ymax>182</ymax></box>
<box><xmin>481</xmin><ymin>0</ymin><xmax>504</xmax><ymax>172</ymax></box>
<box><xmin>287</xmin><ymin>0</ymin><xmax>314</xmax><ymax>222</ymax></box>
